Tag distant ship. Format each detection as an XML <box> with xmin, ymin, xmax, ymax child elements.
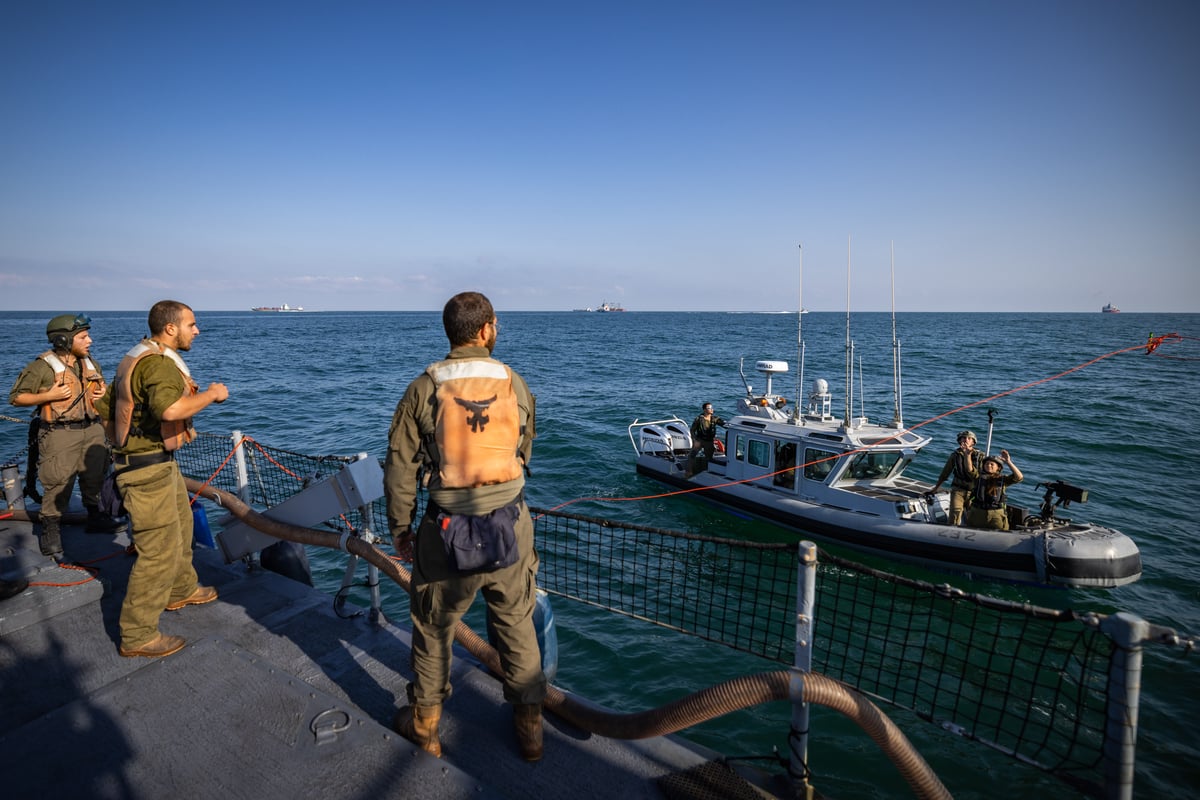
<box><xmin>596</xmin><ymin>301</ymin><xmax>626</xmax><ymax>312</ymax></box>
<box><xmin>251</xmin><ymin>304</ymin><xmax>304</xmax><ymax>312</ymax></box>
<box><xmin>1102</xmin><ymin>303</ymin><xmax>1120</xmax><ymax>314</ymax></box>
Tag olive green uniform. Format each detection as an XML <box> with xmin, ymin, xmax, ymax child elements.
<box><xmin>966</xmin><ymin>472</ymin><xmax>1024</xmax><ymax>531</ymax></box>
<box><xmin>384</xmin><ymin>345</ymin><xmax>546</xmax><ymax>708</ymax></box>
<box><xmin>935</xmin><ymin>448</ymin><xmax>984</xmax><ymax>526</ymax></box>
<box><xmin>96</xmin><ymin>354</ymin><xmax>200</xmax><ymax>650</ymax></box>
<box><xmin>9</xmin><ymin>358</ymin><xmax>108</xmax><ymax>524</ymax></box>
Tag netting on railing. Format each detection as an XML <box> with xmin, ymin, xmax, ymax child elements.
<box><xmin>532</xmin><ymin>509</ymin><xmax>799</xmax><ymax>662</ymax></box>
<box><xmin>175</xmin><ymin>432</ymin><xmax>386</xmax><ymax>537</ymax></box>
<box><xmin>530</xmin><ymin>507</ymin><xmax>1115</xmax><ymax>794</ymax></box>
<box><xmin>811</xmin><ymin>559</ymin><xmax>1113</xmax><ymax>794</ymax></box>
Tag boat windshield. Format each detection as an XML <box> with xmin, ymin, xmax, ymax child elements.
<box><xmin>840</xmin><ymin>450</ymin><xmax>902</xmax><ymax>481</ymax></box>
<box><xmin>804</xmin><ymin>447</ymin><xmax>839</xmax><ymax>482</ymax></box>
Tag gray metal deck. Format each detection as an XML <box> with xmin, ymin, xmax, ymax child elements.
<box><xmin>0</xmin><ymin>511</ymin><xmax>781</xmax><ymax>799</ymax></box>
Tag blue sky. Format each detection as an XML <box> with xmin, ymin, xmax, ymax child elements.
<box><xmin>2</xmin><ymin>1</ymin><xmax>1197</xmax><ymax>312</ymax></box>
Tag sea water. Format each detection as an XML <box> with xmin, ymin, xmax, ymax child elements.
<box><xmin>2</xmin><ymin>308</ymin><xmax>1197</xmax><ymax>798</ymax></box>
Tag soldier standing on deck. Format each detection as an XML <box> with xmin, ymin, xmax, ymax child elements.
<box><xmin>8</xmin><ymin>314</ymin><xmax>126</xmax><ymax>559</ymax></box>
<box><xmin>384</xmin><ymin>291</ymin><xmax>547</xmax><ymax>762</ymax></box>
<box><xmin>95</xmin><ymin>300</ymin><xmax>228</xmax><ymax>659</ymax></box>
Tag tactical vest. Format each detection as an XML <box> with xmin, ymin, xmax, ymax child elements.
<box><xmin>950</xmin><ymin>449</ymin><xmax>982</xmax><ymax>488</ymax></box>
<box><xmin>38</xmin><ymin>350</ymin><xmax>102</xmax><ymax>423</ymax></box>
<box><xmin>110</xmin><ymin>339</ymin><xmax>200</xmax><ymax>451</ymax></box>
<box><xmin>427</xmin><ymin>357</ymin><xmax>523</xmax><ymax>489</ymax></box>
<box><xmin>973</xmin><ymin>476</ymin><xmax>1007</xmax><ymax>510</ymax></box>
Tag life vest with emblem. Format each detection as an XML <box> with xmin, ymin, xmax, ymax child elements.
<box><xmin>972</xmin><ymin>475</ymin><xmax>1008</xmax><ymax>511</ymax></box>
<box><xmin>38</xmin><ymin>350</ymin><xmax>103</xmax><ymax>423</ymax></box>
<box><xmin>427</xmin><ymin>357</ymin><xmax>523</xmax><ymax>489</ymax></box>
<box><xmin>109</xmin><ymin>339</ymin><xmax>200</xmax><ymax>451</ymax></box>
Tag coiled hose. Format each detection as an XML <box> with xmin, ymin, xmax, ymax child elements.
<box><xmin>186</xmin><ymin>479</ymin><xmax>952</xmax><ymax>800</ymax></box>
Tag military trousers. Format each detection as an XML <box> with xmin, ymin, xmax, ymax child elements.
<box><xmin>966</xmin><ymin>506</ymin><xmax>1010</xmax><ymax>531</ymax></box>
<box><xmin>947</xmin><ymin>486</ymin><xmax>972</xmax><ymax>526</ymax></box>
<box><xmin>407</xmin><ymin>499</ymin><xmax>547</xmax><ymax>707</ymax></box>
<box><xmin>116</xmin><ymin>460</ymin><xmax>198</xmax><ymax>649</ymax></box>
<box><xmin>36</xmin><ymin>422</ymin><xmax>108</xmax><ymax>520</ymax></box>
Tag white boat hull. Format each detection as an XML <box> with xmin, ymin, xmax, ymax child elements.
<box><xmin>634</xmin><ymin>450</ymin><xmax>1141</xmax><ymax>588</ymax></box>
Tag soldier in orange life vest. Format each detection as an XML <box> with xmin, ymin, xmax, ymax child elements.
<box><xmin>8</xmin><ymin>314</ymin><xmax>127</xmax><ymax>559</ymax></box>
<box><xmin>95</xmin><ymin>300</ymin><xmax>229</xmax><ymax>659</ymax></box>
<box><xmin>384</xmin><ymin>291</ymin><xmax>546</xmax><ymax>762</ymax></box>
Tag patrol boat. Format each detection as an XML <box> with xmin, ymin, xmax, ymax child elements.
<box><xmin>629</xmin><ymin>357</ymin><xmax>1141</xmax><ymax>588</ymax></box>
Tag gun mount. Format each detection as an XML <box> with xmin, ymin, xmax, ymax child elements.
<box><xmin>1037</xmin><ymin>480</ymin><xmax>1089</xmax><ymax>523</ymax></box>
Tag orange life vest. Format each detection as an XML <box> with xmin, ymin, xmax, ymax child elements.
<box><xmin>110</xmin><ymin>339</ymin><xmax>199</xmax><ymax>451</ymax></box>
<box><xmin>427</xmin><ymin>357</ymin><xmax>523</xmax><ymax>489</ymax></box>
<box><xmin>38</xmin><ymin>350</ymin><xmax>102</xmax><ymax>423</ymax></box>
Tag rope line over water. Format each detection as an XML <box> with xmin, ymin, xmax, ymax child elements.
<box><xmin>540</xmin><ymin>334</ymin><xmax>1190</xmax><ymax>514</ymax></box>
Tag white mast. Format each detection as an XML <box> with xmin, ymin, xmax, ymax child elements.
<box><xmin>890</xmin><ymin>240</ymin><xmax>904</xmax><ymax>429</ymax></box>
<box><xmin>796</xmin><ymin>244</ymin><xmax>805</xmax><ymax>426</ymax></box>
<box><xmin>843</xmin><ymin>235</ymin><xmax>853</xmax><ymax>428</ymax></box>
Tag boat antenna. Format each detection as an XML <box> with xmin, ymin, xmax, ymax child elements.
<box><xmin>985</xmin><ymin>407</ymin><xmax>997</xmax><ymax>455</ymax></box>
<box><xmin>858</xmin><ymin>351</ymin><xmax>865</xmax><ymax>421</ymax></box>
<box><xmin>843</xmin><ymin>235</ymin><xmax>853</xmax><ymax>429</ymax></box>
<box><xmin>796</xmin><ymin>244</ymin><xmax>804</xmax><ymax>426</ymax></box>
<box><xmin>890</xmin><ymin>240</ymin><xmax>904</xmax><ymax>429</ymax></box>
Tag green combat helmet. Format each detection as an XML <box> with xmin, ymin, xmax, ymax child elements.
<box><xmin>46</xmin><ymin>313</ymin><xmax>91</xmax><ymax>350</ymax></box>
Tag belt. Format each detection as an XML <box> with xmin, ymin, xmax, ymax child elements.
<box><xmin>43</xmin><ymin>418</ymin><xmax>99</xmax><ymax>430</ymax></box>
<box><xmin>113</xmin><ymin>450</ymin><xmax>174</xmax><ymax>468</ymax></box>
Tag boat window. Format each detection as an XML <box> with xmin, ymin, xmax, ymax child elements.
<box><xmin>804</xmin><ymin>448</ymin><xmax>838</xmax><ymax>482</ymax></box>
<box><xmin>841</xmin><ymin>450</ymin><xmax>902</xmax><ymax>480</ymax></box>
<box><xmin>747</xmin><ymin>439</ymin><xmax>770</xmax><ymax>468</ymax></box>
<box><xmin>774</xmin><ymin>441</ymin><xmax>797</xmax><ymax>489</ymax></box>
<box><xmin>735</xmin><ymin>434</ymin><xmax>746</xmax><ymax>461</ymax></box>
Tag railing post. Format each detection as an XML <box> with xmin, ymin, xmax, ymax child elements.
<box><xmin>354</xmin><ymin>452</ymin><xmax>386</xmax><ymax>625</ymax></box>
<box><xmin>790</xmin><ymin>540</ymin><xmax>818</xmax><ymax>799</ymax></box>
<box><xmin>231</xmin><ymin>430</ymin><xmax>250</xmax><ymax>503</ymax></box>
<box><xmin>1099</xmin><ymin>611</ymin><xmax>1147</xmax><ymax>800</ymax></box>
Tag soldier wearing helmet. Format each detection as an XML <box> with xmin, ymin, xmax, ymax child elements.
<box><xmin>966</xmin><ymin>450</ymin><xmax>1024</xmax><ymax>530</ymax></box>
<box><xmin>930</xmin><ymin>429</ymin><xmax>985</xmax><ymax>526</ymax></box>
<box><xmin>8</xmin><ymin>313</ymin><xmax>127</xmax><ymax>559</ymax></box>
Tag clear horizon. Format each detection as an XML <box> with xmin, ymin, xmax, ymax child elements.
<box><xmin>2</xmin><ymin>2</ymin><xmax>1197</xmax><ymax>314</ymax></box>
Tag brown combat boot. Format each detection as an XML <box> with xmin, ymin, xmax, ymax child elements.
<box><xmin>394</xmin><ymin>703</ymin><xmax>442</xmax><ymax>757</ymax></box>
<box><xmin>119</xmin><ymin>632</ymin><xmax>187</xmax><ymax>658</ymax></box>
<box><xmin>513</xmin><ymin>703</ymin><xmax>544</xmax><ymax>762</ymax></box>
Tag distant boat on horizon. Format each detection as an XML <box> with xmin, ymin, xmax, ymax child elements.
<box><xmin>251</xmin><ymin>304</ymin><xmax>304</xmax><ymax>312</ymax></box>
<box><xmin>596</xmin><ymin>301</ymin><xmax>626</xmax><ymax>312</ymax></box>
<box><xmin>1102</xmin><ymin>303</ymin><xmax>1120</xmax><ymax>313</ymax></box>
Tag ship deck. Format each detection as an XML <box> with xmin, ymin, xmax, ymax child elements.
<box><xmin>0</xmin><ymin>509</ymin><xmax>782</xmax><ymax>799</ymax></box>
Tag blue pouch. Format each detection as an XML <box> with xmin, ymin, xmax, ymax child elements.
<box><xmin>437</xmin><ymin>502</ymin><xmax>520</xmax><ymax>573</ymax></box>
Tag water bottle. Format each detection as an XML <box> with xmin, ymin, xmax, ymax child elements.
<box><xmin>192</xmin><ymin>503</ymin><xmax>215</xmax><ymax>548</ymax></box>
